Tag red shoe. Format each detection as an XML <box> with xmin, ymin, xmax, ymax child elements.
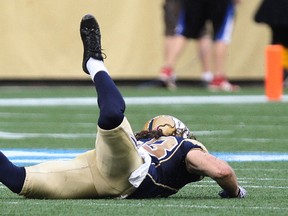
<box><xmin>208</xmin><ymin>76</ymin><xmax>240</xmax><ymax>92</ymax></box>
<box><xmin>159</xmin><ymin>67</ymin><xmax>177</xmax><ymax>90</ymax></box>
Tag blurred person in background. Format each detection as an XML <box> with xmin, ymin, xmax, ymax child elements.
<box><xmin>254</xmin><ymin>0</ymin><xmax>288</xmax><ymax>87</ymax></box>
<box><xmin>159</xmin><ymin>0</ymin><xmax>184</xmax><ymax>89</ymax></box>
<box><xmin>159</xmin><ymin>0</ymin><xmax>242</xmax><ymax>91</ymax></box>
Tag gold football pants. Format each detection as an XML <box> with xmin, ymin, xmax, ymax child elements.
<box><xmin>20</xmin><ymin>117</ymin><xmax>143</xmax><ymax>199</ymax></box>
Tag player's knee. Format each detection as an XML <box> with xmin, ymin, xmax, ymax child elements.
<box><xmin>98</xmin><ymin>109</ymin><xmax>124</xmax><ymax>130</ymax></box>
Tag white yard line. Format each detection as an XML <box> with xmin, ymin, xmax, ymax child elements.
<box><xmin>0</xmin><ymin>95</ymin><xmax>287</xmax><ymax>106</ymax></box>
<box><xmin>0</xmin><ymin>131</ymin><xmax>95</xmax><ymax>139</ymax></box>
<box><xmin>0</xmin><ymin>130</ymin><xmax>231</xmax><ymax>139</ymax></box>
<box><xmin>2</xmin><ymin>200</ymin><xmax>287</xmax><ymax>211</ymax></box>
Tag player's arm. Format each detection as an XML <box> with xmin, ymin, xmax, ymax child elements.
<box><xmin>185</xmin><ymin>149</ymin><xmax>246</xmax><ymax>198</ymax></box>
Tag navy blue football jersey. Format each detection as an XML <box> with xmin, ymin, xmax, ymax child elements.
<box><xmin>129</xmin><ymin>136</ymin><xmax>206</xmax><ymax>199</ymax></box>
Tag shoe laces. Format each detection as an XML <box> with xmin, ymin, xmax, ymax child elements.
<box><xmin>82</xmin><ymin>27</ymin><xmax>106</xmax><ymax>59</ymax></box>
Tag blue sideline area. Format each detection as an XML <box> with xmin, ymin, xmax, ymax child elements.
<box><xmin>2</xmin><ymin>149</ymin><xmax>288</xmax><ymax>166</ymax></box>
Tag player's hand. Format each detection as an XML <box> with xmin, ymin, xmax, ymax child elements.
<box><xmin>219</xmin><ymin>186</ymin><xmax>247</xmax><ymax>198</ymax></box>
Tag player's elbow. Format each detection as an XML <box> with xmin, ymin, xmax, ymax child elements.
<box><xmin>212</xmin><ymin>166</ymin><xmax>234</xmax><ymax>180</ymax></box>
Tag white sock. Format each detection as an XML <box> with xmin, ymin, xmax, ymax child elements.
<box><xmin>201</xmin><ymin>71</ymin><xmax>214</xmax><ymax>82</ymax></box>
<box><xmin>86</xmin><ymin>57</ymin><xmax>109</xmax><ymax>81</ymax></box>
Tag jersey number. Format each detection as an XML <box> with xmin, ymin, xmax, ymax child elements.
<box><xmin>142</xmin><ymin>137</ymin><xmax>178</xmax><ymax>159</ymax></box>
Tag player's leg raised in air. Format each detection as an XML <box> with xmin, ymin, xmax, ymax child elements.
<box><xmin>0</xmin><ymin>14</ymin><xmax>143</xmax><ymax>199</ymax></box>
<box><xmin>80</xmin><ymin>14</ymin><xmax>143</xmax><ymax>198</ymax></box>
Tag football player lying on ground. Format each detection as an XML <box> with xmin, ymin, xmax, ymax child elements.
<box><xmin>0</xmin><ymin>14</ymin><xmax>246</xmax><ymax>199</ymax></box>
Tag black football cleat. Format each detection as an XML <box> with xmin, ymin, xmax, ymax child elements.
<box><xmin>80</xmin><ymin>14</ymin><xmax>104</xmax><ymax>74</ymax></box>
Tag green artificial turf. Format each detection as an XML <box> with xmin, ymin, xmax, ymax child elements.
<box><xmin>0</xmin><ymin>86</ymin><xmax>287</xmax><ymax>215</ymax></box>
